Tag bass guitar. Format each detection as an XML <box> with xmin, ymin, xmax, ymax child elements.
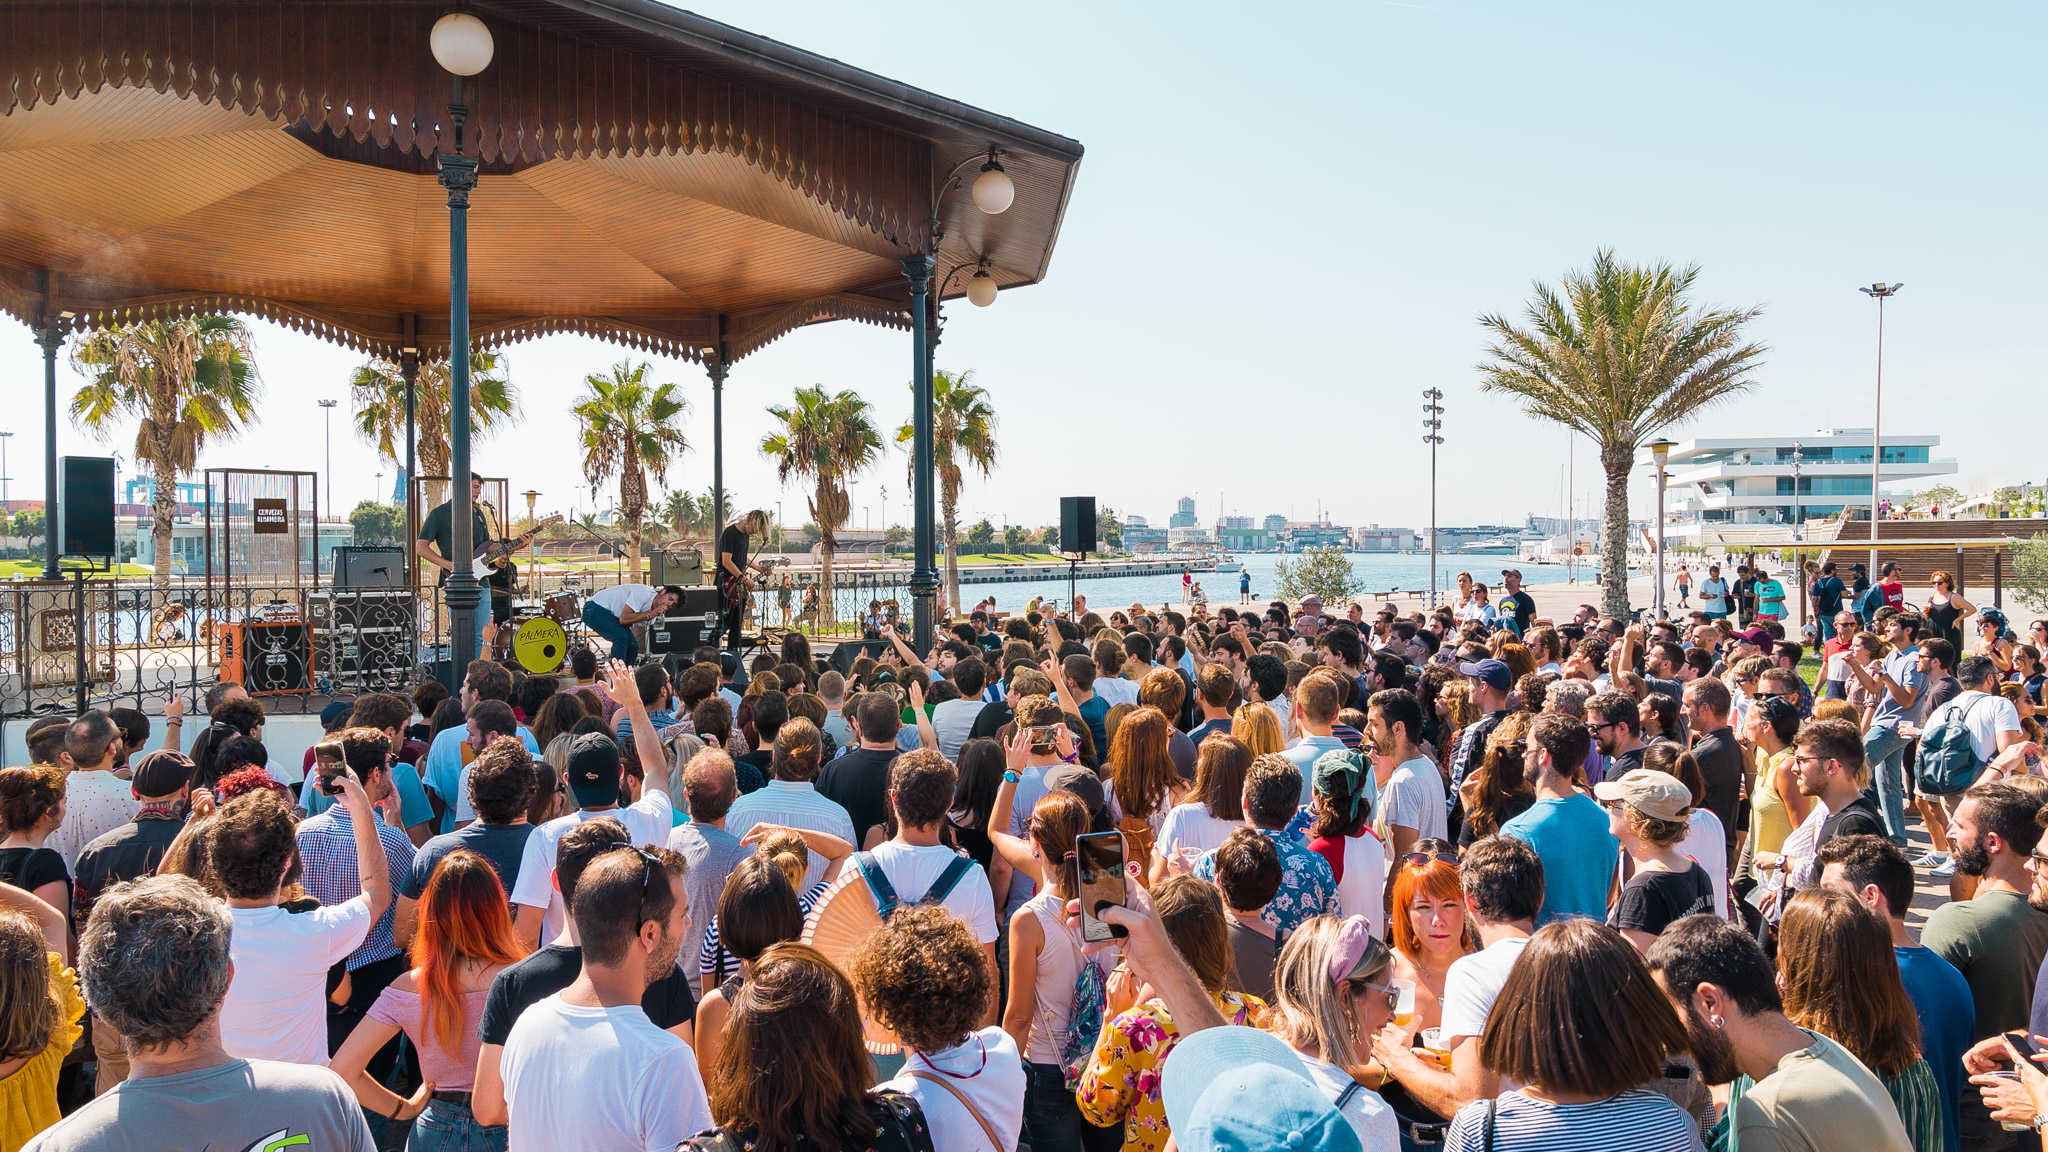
<box><xmin>718</xmin><ymin>556</ymin><xmax>789</xmax><ymax>623</ymax></box>
<box><xmin>469</xmin><ymin>514</ymin><xmax>563</xmax><ymax>578</ymax></box>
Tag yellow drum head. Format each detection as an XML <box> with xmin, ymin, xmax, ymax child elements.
<box><xmin>511</xmin><ymin>617</ymin><xmax>567</xmax><ymax>674</ymax></box>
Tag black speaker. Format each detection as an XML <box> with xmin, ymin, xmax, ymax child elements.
<box><xmin>647</xmin><ymin>612</ymin><xmax>720</xmax><ymax>656</ymax></box>
<box><xmin>58</xmin><ymin>456</ymin><xmax>117</xmax><ymax>558</ymax></box>
<box><xmin>1060</xmin><ymin>496</ymin><xmax>1097</xmax><ymax>555</ymax></box>
<box><xmin>830</xmin><ymin>639</ymin><xmax>889</xmax><ymax>675</ymax></box>
<box><xmin>230</xmin><ymin>622</ymin><xmax>312</xmax><ymax>695</ymax></box>
<box><xmin>334</xmin><ymin>546</ymin><xmax>406</xmax><ymax>589</ymax></box>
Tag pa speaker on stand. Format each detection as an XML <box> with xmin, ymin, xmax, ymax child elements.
<box><xmin>1060</xmin><ymin>496</ymin><xmax>1096</xmax><ymax>612</ymax></box>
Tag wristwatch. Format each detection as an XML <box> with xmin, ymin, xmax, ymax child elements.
<box><xmin>1002</xmin><ymin>770</ymin><xmax>1020</xmax><ymax>784</ymax></box>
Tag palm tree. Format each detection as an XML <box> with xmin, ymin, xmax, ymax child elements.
<box><xmin>1478</xmin><ymin>250</ymin><xmax>1767</xmax><ymax>618</ymax></box>
<box><xmin>656</xmin><ymin>488</ymin><xmax>727</xmax><ymax>537</ymax></box>
<box><xmin>896</xmin><ymin>368</ymin><xmax>998</xmax><ymax>612</ymax></box>
<box><xmin>348</xmin><ymin>350</ymin><xmax>517</xmax><ymax>507</ymax></box>
<box><xmin>572</xmin><ymin>360</ymin><xmax>690</xmax><ymax>581</ymax></box>
<box><xmin>762</xmin><ymin>386</ymin><xmax>882</xmax><ymax>630</ymax></box>
<box><xmin>70</xmin><ymin>316</ymin><xmax>261</xmax><ymax>580</ymax></box>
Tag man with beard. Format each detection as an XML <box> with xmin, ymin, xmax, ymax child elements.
<box><xmin>496</xmin><ymin>841</ymin><xmax>709</xmax><ymax>1148</ymax></box>
<box><xmin>1923</xmin><ymin>782</ymin><xmax>2048</xmax><ymax>1151</ymax></box>
<box><xmin>1647</xmin><ymin>914</ymin><xmax>1911</xmax><ymax>1151</ymax></box>
<box><xmin>1587</xmin><ymin>691</ymin><xmax>1649</xmax><ymax>778</ymax></box>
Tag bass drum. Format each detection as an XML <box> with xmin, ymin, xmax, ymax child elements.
<box><xmin>511</xmin><ymin>616</ymin><xmax>568</xmax><ymax>674</ymax></box>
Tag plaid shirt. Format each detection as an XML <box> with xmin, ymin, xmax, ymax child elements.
<box><xmin>295</xmin><ymin>805</ymin><xmax>415</xmax><ymax>970</ymax></box>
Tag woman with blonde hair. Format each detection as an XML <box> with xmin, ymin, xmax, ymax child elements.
<box><xmin>1232</xmin><ymin>702</ymin><xmax>1285</xmax><ymax>761</ymax></box>
<box><xmin>1767</xmin><ymin>887</ymin><xmax>1942</xmax><ymax>1150</ymax></box>
<box><xmin>1434</xmin><ymin>682</ymin><xmax>1478</xmax><ymax>777</ymax></box>
<box><xmin>698</xmin><ymin>826</ymin><xmax>846</xmax><ymax>990</ymax></box>
<box><xmin>332</xmin><ymin>849</ymin><xmax>523</xmax><ymax>1147</ymax></box>
<box><xmin>1267</xmin><ymin>914</ymin><xmax>1400</xmax><ymax>1146</ymax></box>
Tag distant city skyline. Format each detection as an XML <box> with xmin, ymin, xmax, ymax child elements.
<box><xmin>1</xmin><ymin>1</ymin><xmax>2038</xmax><ymax>538</ymax></box>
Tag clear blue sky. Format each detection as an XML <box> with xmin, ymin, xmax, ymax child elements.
<box><xmin>2</xmin><ymin>0</ymin><xmax>2039</xmax><ymax>534</ymax></box>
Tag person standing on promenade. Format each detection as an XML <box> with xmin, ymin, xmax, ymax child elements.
<box><xmin>1700</xmin><ymin>565</ymin><xmax>1731</xmax><ymax>621</ymax></box>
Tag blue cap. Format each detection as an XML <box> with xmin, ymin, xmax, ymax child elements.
<box><xmin>1457</xmin><ymin>658</ymin><xmax>1513</xmax><ymax>692</ymax></box>
<box><xmin>1162</xmin><ymin>1026</ymin><xmax>1363</xmax><ymax>1152</ymax></box>
<box><xmin>319</xmin><ymin>699</ymin><xmax>356</xmax><ymax>731</ymax></box>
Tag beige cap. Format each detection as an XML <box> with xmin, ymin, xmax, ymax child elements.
<box><xmin>1593</xmin><ymin>769</ymin><xmax>1693</xmax><ymax>822</ymax></box>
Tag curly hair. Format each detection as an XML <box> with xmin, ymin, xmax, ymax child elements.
<box><xmin>211</xmin><ymin>766</ymin><xmax>291</xmax><ymax>807</ymax></box>
<box><xmin>852</xmin><ymin>905</ymin><xmax>990</xmax><ymax>1055</ymax></box>
<box><xmin>208</xmin><ymin>789</ymin><xmax>299</xmax><ymax>900</ymax></box>
<box><xmin>0</xmin><ymin>765</ymin><xmax>65</xmax><ymax>834</ymax></box>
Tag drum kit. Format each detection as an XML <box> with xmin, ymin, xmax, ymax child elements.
<box><xmin>492</xmin><ymin>589</ymin><xmax>585</xmax><ymax>674</ymax></box>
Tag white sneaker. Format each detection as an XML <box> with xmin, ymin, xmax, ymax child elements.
<box><xmin>1931</xmin><ymin>858</ymin><xmax>1958</xmax><ymax>878</ymax></box>
<box><xmin>1914</xmin><ymin>851</ymin><xmax>1947</xmax><ymax>867</ymax></box>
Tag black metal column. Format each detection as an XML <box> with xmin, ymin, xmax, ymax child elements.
<box><xmin>400</xmin><ymin>348</ymin><xmax>420</xmax><ymax>584</ymax></box>
<box><xmin>904</xmin><ymin>253</ymin><xmax>937</xmax><ymax>651</ymax></box>
<box><xmin>708</xmin><ymin>358</ymin><xmax>727</xmax><ymax>544</ymax></box>
<box><xmin>438</xmin><ymin>143</ymin><xmax>481</xmax><ymax>674</ymax></box>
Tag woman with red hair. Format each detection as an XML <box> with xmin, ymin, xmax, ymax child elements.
<box><xmin>332</xmin><ymin>849</ymin><xmax>523</xmax><ymax>1149</ymax></box>
<box><xmin>1384</xmin><ymin>842</ymin><xmax>1472</xmax><ymax>1036</ymax></box>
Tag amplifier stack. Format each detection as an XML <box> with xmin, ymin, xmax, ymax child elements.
<box><xmin>306</xmin><ymin>589</ymin><xmax>416</xmax><ymax>690</ymax></box>
<box><xmin>647</xmin><ymin>587</ymin><xmax>723</xmax><ymax>656</ymax></box>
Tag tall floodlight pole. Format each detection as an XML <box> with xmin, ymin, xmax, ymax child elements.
<box><xmin>1423</xmin><ymin>389</ymin><xmax>1444</xmax><ymax>607</ymax></box>
<box><xmin>1649</xmin><ymin>439</ymin><xmax>1675</xmax><ymax>622</ymax></box>
<box><xmin>1860</xmin><ymin>282</ymin><xmax>1902</xmax><ymax>573</ymax></box>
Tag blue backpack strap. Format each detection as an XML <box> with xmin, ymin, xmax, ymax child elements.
<box><xmin>852</xmin><ymin>851</ymin><xmax>901</xmax><ymax>917</ymax></box>
<box><xmin>919</xmin><ymin>853</ymin><xmax>976</xmax><ymax>907</ymax></box>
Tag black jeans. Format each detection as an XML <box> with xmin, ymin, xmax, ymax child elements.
<box><xmin>1019</xmin><ymin>1063</ymin><xmax>1120</xmax><ymax>1152</ymax></box>
<box><xmin>328</xmin><ymin>951</ymin><xmax>410</xmax><ymax>1080</ymax></box>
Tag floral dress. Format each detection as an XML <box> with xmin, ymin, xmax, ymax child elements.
<box><xmin>1075</xmin><ymin>990</ymin><xmax>1265</xmax><ymax>1152</ymax></box>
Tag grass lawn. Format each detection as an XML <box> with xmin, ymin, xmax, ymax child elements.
<box><xmin>951</xmin><ymin>553</ymin><xmax>1054</xmax><ymax>565</ymax></box>
<box><xmin>0</xmin><ymin>560</ymin><xmax>154</xmax><ymax>578</ymax></box>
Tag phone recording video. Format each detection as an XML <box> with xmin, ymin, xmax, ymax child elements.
<box><xmin>312</xmin><ymin>742</ymin><xmax>347</xmax><ymax>796</ymax></box>
<box><xmin>1074</xmin><ymin>831</ymin><xmax>1127</xmax><ymax>943</ymax></box>
<box><xmin>1028</xmin><ymin>724</ymin><xmax>1061</xmax><ymax>754</ymax></box>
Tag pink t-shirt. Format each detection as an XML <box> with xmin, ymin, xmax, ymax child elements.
<box><xmin>367</xmin><ymin>983</ymin><xmax>490</xmax><ymax>1090</ymax></box>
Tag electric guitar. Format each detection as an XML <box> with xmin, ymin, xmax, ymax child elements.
<box><xmin>718</xmin><ymin>556</ymin><xmax>789</xmax><ymax>617</ymax></box>
<box><xmin>469</xmin><ymin>515</ymin><xmax>562</xmax><ymax>578</ymax></box>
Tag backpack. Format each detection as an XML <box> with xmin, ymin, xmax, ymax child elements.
<box><xmin>1918</xmin><ymin>695</ymin><xmax>1993</xmax><ymax>796</ymax></box>
<box><xmin>851</xmin><ymin>850</ymin><xmax>975</xmax><ymax>919</ymax></box>
<box><xmin>1115</xmin><ymin>813</ymin><xmax>1158</xmax><ymax>881</ymax></box>
<box><xmin>1058</xmin><ymin>953</ymin><xmax>1110</xmax><ymax>1090</ymax></box>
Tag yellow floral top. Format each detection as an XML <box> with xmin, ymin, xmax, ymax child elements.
<box><xmin>1</xmin><ymin>953</ymin><xmax>84</xmax><ymax>1152</ymax></box>
<box><xmin>1075</xmin><ymin>990</ymin><xmax>1266</xmax><ymax>1152</ymax></box>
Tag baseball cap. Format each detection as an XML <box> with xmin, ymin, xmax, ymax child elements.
<box><xmin>1044</xmin><ymin>761</ymin><xmax>1106</xmax><ymax>822</ymax></box>
<box><xmin>130</xmin><ymin>750</ymin><xmax>194</xmax><ymax>799</ymax></box>
<box><xmin>319</xmin><ymin>699</ymin><xmax>356</xmax><ymax>732</ymax></box>
<box><xmin>565</xmin><ymin>731</ymin><xmax>623</xmax><ymax>807</ymax></box>
<box><xmin>1499</xmin><ymin>568</ymin><xmax>1522</xmax><ymax>580</ymax></box>
<box><xmin>1734</xmin><ymin>626</ymin><xmax>1773</xmax><ymax>647</ymax></box>
<box><xmin>1594</xmin><ymin>768</ymin><xmax>1693</xmax><ymax>822</ymax></box>
<box><xmin>1299</xmin><ymin>594</ymin><xmax>1323</xmax><ymax>611</ymax></box>
<box><xmin>1162</xmin><ymin>1026</ymin><xmax>1364</xmax><ymax>1152</ymax></box>
<box><xmin>1458</xmin><ymin>658</ymin><xmax>1513</xmax><ymax>692</ymax></box>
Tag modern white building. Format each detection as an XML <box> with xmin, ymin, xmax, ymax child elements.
<box><xmin>1663</xmin><ymin>428</ymin><xmax>1955</xmax><ymax>544</ymax></box>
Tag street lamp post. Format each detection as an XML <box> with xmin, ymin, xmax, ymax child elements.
<box><xmin>1649</xmin><ymin>438</ymin><xmax>1676</xmax><ymax>622</ymax></box>
<box><xmin>431</xmin><ymin>11</ymin><xmax>495</xmax><ymax>676</ymax></box>
<box><xmin>318</xmin><ymin>398</ymin><xmax>337</xmax><ymax>565</ymax></box>
<box><xmin>1423</xmin><ymin>389</ymin><xmax>1444</xmax><ymax>608</ymax></box>
<box><xmin>522</xmin><ymin>489</ymin><xmax>541</xmax><ymax>571</ymax></box>
<box><xmin>1860</xmin><ymin>282</ymin><xmax>1902</xmax><ymax>573</ymax></box>
<box><xmin>1</xmin><ymin>429</ymin><xmax>12</xmax><ymax>507</ymax></box>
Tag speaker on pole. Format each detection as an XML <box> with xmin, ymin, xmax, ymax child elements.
<box><xmin>829</xmin><ymin>639</ymin><xmax>889</xmax><ymax>676</ymax></box>
<box><xmin>1060</xmin><ymin>496</ymin><xmax>1096</xmax><ymax>556</ymax></box>
<box><xmin>58</xmin><ymin>456</ymin><xmax>117</xmax><ymax>560</ymax></box>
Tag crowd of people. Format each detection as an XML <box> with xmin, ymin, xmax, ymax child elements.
<box><xmin>6</xmin><ymin>575</ymin><xmax>2048</xmax><ymax>1152</ymax></box>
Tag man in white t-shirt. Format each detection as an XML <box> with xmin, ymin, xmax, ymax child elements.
<box><xmin>1915</xmin><ymin>656</ymin><xmax>2025</xmax><ymax>822</ymax></box>
<box><xmin>1372</xmin><ymin>835</ymin><xmax>1540</xmax><ymax>1119</ymax></box>
<box><xmin>930</xmin><ymin>656</ymin><xmax>990</xmax><ymax>760</ymax></box>
<box><xmin>1363</xmin><ymin>690</ymin><xmax>1446</xmax><ymax>856</ymax></box>
<box><xmin>50</xmin><ymin>711</ymin><xmax>138</xmax><ymax>870</ymax></box>
<box><xmin>511</xmin><ymin>670</ymin><xmax>673</xmax><ymax>947</ymax></box>
<box><xmin>864</xmin><ymin>905</ymin><xmax>1025</xmax><ymax>1152</ymax></box>
<box><xmin>499</xmin><ymin>845</ymin><xmax>710</xmax><ymax>1152</ymax></box>
<box><xmin>212</xmin><ymin>764</ymin><xmax>388</xmax><ymax>1066</ymax></box>
<box><xmin>849</xmin><ymin>749</ymin><xmax>999</xmax><ymax>1023</ymax></box>
<box><xmin>579</xmin><ymin>582</ymin><xmax>682</xmax><ymax>667</ymax></box>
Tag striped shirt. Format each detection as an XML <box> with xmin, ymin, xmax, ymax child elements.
<box><xmin>698</xmin><ymin>879</ymin><xmax>829</xmax><ymax>984</ymax></box>
<box><xmin>722</xmin><ymin>780</ymin><xmax>856</xmax><ymax>890</ymax></box>
<box><xmin>294</xmin><ymin>805</ymin><xmax>416</xmax><ymax>970</ymax></box>
<box><xmin>1445</xmin><ymin>1089</ymin><xmax>1704</xmax><ymax>1152</ymax></box>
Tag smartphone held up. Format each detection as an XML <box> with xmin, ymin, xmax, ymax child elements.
<box><xmin>1074</xmin><ymin>831</ymin><xmax>1127</xmax><ymax>943</ymax></box>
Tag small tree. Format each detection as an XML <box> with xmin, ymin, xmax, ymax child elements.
<box><xmin>965</xmin><ymin>519</ymin><xmax>997</xmax><ymax>554</ymax></box>
<box><xmin>2010</xmin><ymin>534</ymin><xmax>2048</xmax><ymax>612</ymax></box>
<box><xmin>1096</xmin><ymin>506</ymin><xmax>1124</xmax><ymax>550</ymax></box>
<box><xmin>1274</xmin><ymin>544</ymin><xmax>1365</xmax><ymax>604</ymax></box>
<box><xmin>349</xmin><ymin>500</ymin><xmax>406</xmax><ymax>547</ymax></box>
<box><xmin>1043</xmin><ymin>523</ymin><xmax>1060</xmax><ymax>552</ymax></box>
<box><xmin>1004</xmin><ymin>525</ymin><xmax>1028</xmax><ymax>553</ymax></box>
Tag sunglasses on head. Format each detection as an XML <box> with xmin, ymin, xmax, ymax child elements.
<box><xmin>1400</xmin><ymin>851</ymin><xmax>1459</xmax><ymax>869</ymax></box>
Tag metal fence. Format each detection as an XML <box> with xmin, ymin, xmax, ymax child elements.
<box><xmin>0</xmin><ymin>564</ymin><xmax>922</xmax><ymax>719</ymax></box>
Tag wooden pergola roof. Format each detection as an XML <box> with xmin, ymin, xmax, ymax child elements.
<box><xmin>0</xmin><ymin>0</ymin><xmax>1083</xmax><ymax>361</ymax></box>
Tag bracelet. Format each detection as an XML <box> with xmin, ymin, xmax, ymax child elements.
<box><xmin>1060</xmin><ymin>752</ymin><xmax>1080</xmax><ymax>765</ymax></box>
<box><xmin>1002</xmin><ymin>771</ymin><xmax>1020</xmax><ymax>784</ymax></box>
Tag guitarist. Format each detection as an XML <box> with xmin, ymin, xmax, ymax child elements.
<box><xmin>415</xmin><ymin>472</ymin><xmax>529</xmax><ymax>648</ymax></box>
<box><xmin>718</xmin><ymin>509</ymin><xmax>775</xmax><ymax>651</ymax></box>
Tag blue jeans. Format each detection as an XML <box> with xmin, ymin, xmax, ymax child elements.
<box><xmin>1816</xmin><ymin>613</ymin><xmax>1839</xmax><ymax>643</ymax></box>
<box><xmin>1864</xmin><ymin>724</ymin><xmax>1913</xmax><ymax>844</ymax></box>
<box><xmin>1020</xmin><ymin>1062</ymin><xmax>1121</xmax><ymax>1152</ymax></box>
<box><xmin>580</xmin><ymin>602</ymin><xmax>638</xmax><ymax>664</ymax></box>
<box><xmin>406</xmin><ymin>1098</ymin><xmax>506</xmax><ymax>1152</ymax></box>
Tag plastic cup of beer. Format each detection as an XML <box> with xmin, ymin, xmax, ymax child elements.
<box><xmin>1391</xmin><ymin>980</ymin><xmax>1417</xmax><ymax>1029</ymax></box>
<box><xmin>1419</xmin><ymin>1027</ymin><xmax>1450</xmax><ymax>1069</ymax></box>
<box><xmin>1989</xmin><ymin>1071</ymin><xmax>2029</xmax><ymax>1131</ymax></box>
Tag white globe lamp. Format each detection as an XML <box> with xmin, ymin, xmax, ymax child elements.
<box><xmin>966</xmin><ymin>269</ymin><xmax>999</xmax><ymax>308</ymax></box>
<box><xmin>430</xmin><ymin>11</ymin><xmax>496</xmax><ymax>76</ymax></box>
